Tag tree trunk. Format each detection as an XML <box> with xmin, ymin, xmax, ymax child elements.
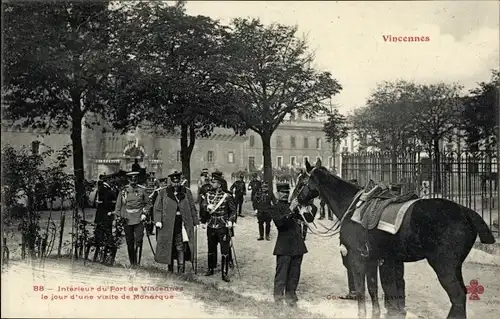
<box><xmin>180</xmin><ymin>124</ymin><xmax>196</xmax><ymax>185</ymax></box>
<box><xmin>57</xmin><ymin>208</ymin><xmax>66</xmax><ymax>258</ymax></box>
<box><xmin>71</xmin><ymin>115</ymin><xmax>85</xmax><ymax>211</ymax></box>
<box><xmin>260</xmin><ymin>132</ymin><xmax>274</xmax><ymax>198</ymax></box>
<box><xmin>433</xmin><ymin>138</ymin><xmax>442</xmax><ymax>193</ymax></box>
<box><xmin>71</xmin><ymin>109</ymin><xmax>85</xmax><ymax>259</ymax></box>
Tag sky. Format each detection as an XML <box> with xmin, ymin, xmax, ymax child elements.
<box><xmin>184</xmin><ymin>1</ymin><xmax>500</xmax><ymax>115</ymax></box>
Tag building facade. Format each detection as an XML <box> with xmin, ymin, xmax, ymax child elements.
<box><xmin>2</xmin><ymin>117</ymin><xmax>334</xmax><ymax>182</ymax></box>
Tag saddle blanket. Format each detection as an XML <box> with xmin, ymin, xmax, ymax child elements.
<box><xmin>351</xmin><ymin>198</ymin><xmax>420</xmax><ymax>234</ymax></box>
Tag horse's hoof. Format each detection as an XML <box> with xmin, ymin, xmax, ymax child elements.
<box><xmin>358</xmin><ymin>312</ymin><xmax>366</xmax><ymax>318</ymax></box>
<box><xmin>371</xmin><ymin>311</ymin><xmax>381</xmax><ymax>319</ymax></box>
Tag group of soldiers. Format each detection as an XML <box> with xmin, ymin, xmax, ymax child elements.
<box><xmin>92</xmin><ymin>165</ymin><xmax>323</xmax><ymax>306</ymax></box>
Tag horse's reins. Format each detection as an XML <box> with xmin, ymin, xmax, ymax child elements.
<box><xmin>296</xmin><ymin>168</ymin><xmax>364</xmax><ymax>238</ymax></box>
<box><xmin>289</xmin><ymin>181</ymin><xmax>342</xmax><ymax>238</ymax></box>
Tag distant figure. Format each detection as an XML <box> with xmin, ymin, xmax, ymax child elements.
<box><xmin>230</xmin><ymin>174</ymin><xmax>247</xmax><ymax>220</ymax></box>
<box><xmin>131</xmin><ymin>159</ymin><xmax>141</xmax><ymax>172</ymax></box>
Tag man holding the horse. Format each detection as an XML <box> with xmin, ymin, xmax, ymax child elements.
<box><xmin>200</xmin><ymin>172</ymin><xmax>237</xmax><ymax>282</ymax></box>
<box><xmin>253</xmin><ymin>180</ymin><xmax>273</xmax><ymax>241</ymax></box>
<box><xmin>153</xmin><ymin>171</ymin><xmax>199</xmax><ymax>273</ymax></box>
<box><xmin>113</xmin><ymin>171</ymin><xmax>149</xmax><ymax>267</ymax></box>
<box><xmin>230</xmin><ymin>174</ymin><xmax>247</xmax><ymax>220</ymax></box>
<box><xmin>271</xmin><ymin>183</ymin><xmax>307</xmax><ymax>307</ymax></box>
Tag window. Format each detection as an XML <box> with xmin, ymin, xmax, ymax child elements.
<box><xmin>328</xmin><ymin>156</ymin><xmax>333</xmax><ymax>168</ymax></box>
<box><xmin>277</xmin><ymin>156</ymin><xmax>283</xmax><ymax>168</ymax></box>
<box><xmin>176</xmin><ymin>151</ymin><xmax>181</xmax><ymax>162</ymax></box>
<box><xmin>249</xmin><ymin>135</ymin><xmax>255</xmax><ymax>147</ymax></box>
<box><xmin>207</xmin><ymin>151</ymin><xmax>214</xmax><ymax>162</ymax></box>
<box><xmin>290</xmin><ymin>156</ymin><xmax>296</xmax><ymax>166</ymax></box>
<box><xmin>291</xmin><ymin>136</ymin><xmax>296</xmax><ymax>148</ymax></box>
<box><xmin>316</xmin><ymin>138</ymin><xmax>322</xmax><ymax>149</ymax></box>
<box><xmin>303</xmin><ymin>137</ymin><xmax>309</xmax><ymax>149</ymax></box>
<box><xmin>248</xmin><ymin>156</ymin><xmax>256</xmax><ymax>171</ymax></box>
<box><xmin>303</xmin><ymin>156</ymin><xmax>309</xmax><ymax>164</ymax></box>
<box><xmin>31</xmin><ymin>141</ymin><xmax>40</xmax><ymax>155</ymax></box>
<box><xmin>276</xmin><ymin>136</ymin><xmax>283</xmax><ymax>148</ymax></box>
<box><xmin>228</xmin><ymin>151</ymin><xmax>234</xmax><ymax>163</ymax></box>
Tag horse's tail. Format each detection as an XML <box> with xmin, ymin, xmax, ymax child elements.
<box><xmin>464</xmin><ymin>207</ymin><xmax>496</xmax><ymax>244</ymax></box>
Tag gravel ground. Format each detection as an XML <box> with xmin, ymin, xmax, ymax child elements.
<box><xmin>3</xmin><ymin>185</ymin><xmax>500</xmax><ymax>318</ymax></box>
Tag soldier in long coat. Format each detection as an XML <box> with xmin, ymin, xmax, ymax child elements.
<box><xmin>271</xmin><ymin>183</ymin><xmax>308</xmax><ymax>307</ymax></box>
<box><xmin>153</xmin><ymin>171</ymin><xmax>199</xmax><ymax>273</ymax></box>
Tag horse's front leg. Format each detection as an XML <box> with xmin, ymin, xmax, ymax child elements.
<box><xmin>351</xmin><ymin>257</ymin><xmax>367</xmax><ymax>318</ymax></box>
<box><xmin>366</xmin><ymin>259</ymin><xmax>381</xmax><ymax>318</ymax></box>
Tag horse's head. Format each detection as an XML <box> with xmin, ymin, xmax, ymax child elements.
<box><xmin>294</xmin><ymin>158</ymin><xmax>324</xmax><ymax>205</ymax></box>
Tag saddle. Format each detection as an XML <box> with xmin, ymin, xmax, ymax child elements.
<box><xmin>355</xmin><ymin>181</ymin><xmax>418</xmax><ymax>230</ymax></box>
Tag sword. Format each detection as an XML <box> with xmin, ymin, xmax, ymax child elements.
<box><xmin>194</xmin><ymin>226</ymin><xmax>198</xmax><ymax>274</ymax></box>
<box><xmin>228</xmin><ymin>228</ymin><xmax>241</xmax><ymax>279</ymax></box>
<box><xmin>143</xmin><ymin>220</ymin><xmax>156</xmax><ymax>257</ymax></box>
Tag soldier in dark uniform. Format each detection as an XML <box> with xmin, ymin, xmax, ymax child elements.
<box><xmin>94</xmin><ymin>178</ymin><xmax>116</xmax><ymax>256</ymax></box>
<box><xmin>200</xmin><ymin>173</ymin><xmax>237</xmax><ymax>282</ymax></box>
<box><xmin>253</xmin><ymin>181</ymin><xmax>273</xmax><ymax>241</ymax></box>
<box><xmin>230</xmin><ymin>174</ymin><xmax>246</xmax><ymax>220</ymax></box>
<box><xmin>131</xmin><ymin>159</ymin><xmax>141</xmax><ymax>172</ymax></box>
<box><xmin>113</xmin><ymin>171</ymin><xmax>149</xmax><ymax>267</ymax></box>
<box><xmin>248</xmin><ymin>173</ymin><xmax>262</xmax><ymax>210</ymax></box>
<box><xmin>271</xmin><ymin>183</ymin><xmax>308</xmax><ymax>307</ymax></box>
<box><xmin>318</xmin><ymin>198</ymin><xmax>333</xmax><ymax>220</ymax></box>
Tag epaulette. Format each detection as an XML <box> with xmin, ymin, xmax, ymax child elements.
<box><xmin>103</xmin><ymin>182</ymin><xmax>111</xmax><ymax>188</ymax></box>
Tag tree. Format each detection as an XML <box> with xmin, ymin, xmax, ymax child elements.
<box><xmin>323</xmin><ymin>108</ymin><xmax>349</xmax><ymax>166</ymax></box>
<box><xmin>461</xmin><ymin>70</ymin><xmax>500</xmax><ymax>151</ymax></box>
<box><xmin>222</xmin><ymin>18</ymin><xmax>342</xmax><ymax>192</ymax></box>
<box><xmin>350</xmin><ymin>81</ymin><xmax>418</xmax><ymax>154</ymax></box>
<box><xmin>410</xmin><ymin>83</ymin><xmax>464</xmax><ymax>192</ymax></box>
<box><xmin>110</xmin><ymin>3</ymin><xmax>243</xmax><ymax>182</ymax></box>
<box><xmin>1</xmin><ymin>144</ymin><xmax>73</xmax><ymax>259</ymax></box>
<box><xmin>2</xmin><ymin>1</ymin><xmax>129</xmax><ymax>210</ymax></box>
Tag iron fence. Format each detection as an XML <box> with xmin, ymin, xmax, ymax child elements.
<box><xmin>341</xmin><ymin>150</ymin><xmax>499</xmax><ymax>236</ymax></box>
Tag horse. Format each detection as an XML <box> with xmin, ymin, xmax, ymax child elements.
<box><xmin>295</xmin><ymin>159</ymin><xmax>496</xmax><ymax>319</ymax></box>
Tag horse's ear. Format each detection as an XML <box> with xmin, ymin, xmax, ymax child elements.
<box><xmin>305</xmin><ymin>159</ymin><xmax>312</xmax><ymax>173</ymax></box>
<box><xmin>315</xmin><ymin>158</ymin><xmax>322</xmax><ymax>168</ymax></box>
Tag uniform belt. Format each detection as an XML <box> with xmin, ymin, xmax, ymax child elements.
<box><xmin>176</xmin><ymin>211</ymin><xmax>181</xmax><ymax>216</ymax></box>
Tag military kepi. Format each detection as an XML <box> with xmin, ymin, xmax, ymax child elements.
<box><xmin>169</xmin><ymin>171</ymin><xmax>182</xmax><ymax>183</ymax></box>
<box><xmin>126</xmin><ymin>171</ymin><xmax>140</xmax><ymax>177</ymax></box>
<box><xmin>276</xmin><ymin>183</ymin><xmax>290</xmax><ymax>192</ymax></box>
<box><xmin>211</xmin><ymin>171</ymin><xmax>224</xmax><ymax>183</ymax></box>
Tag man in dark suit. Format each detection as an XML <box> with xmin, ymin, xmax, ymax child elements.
<box><xmin>271</xmin><ymin>183</ymin><xmax>308</xmax><ymax>307</ymax></box>
<box><xmin>230</xmin><ymin>174</ymin><xmax>246</xmax><ymax>220</ymax></box>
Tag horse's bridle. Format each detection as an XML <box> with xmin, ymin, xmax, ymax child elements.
<box><xmin>288</xmin><ymin>171</ymin><xmax>342</xmax><ymax>238</ymax></box>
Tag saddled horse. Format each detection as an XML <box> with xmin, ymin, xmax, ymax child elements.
<box><xmin>295</xmin><ymin>159</ymin><xmax>495</xmax><ymax>319</ymax></box>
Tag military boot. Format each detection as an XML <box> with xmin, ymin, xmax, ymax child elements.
<box><xmin>204</xmin><ymin>268</ymin><xmax>214</xmax><ymax>276</ymax></box>
<box><xmin>221</xmin><ymin>255</ymin><xmax>230</xmax><ymax>282</ymax></box>
<box><xmin>265</xmin><ymin>222</ymin><xmax>271</xmax><ymax>241</ymax></box>
<box><xmin>257</xmin><ymin>222</ymin><xmax>264</xmax><ymax>240</ymax></box>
